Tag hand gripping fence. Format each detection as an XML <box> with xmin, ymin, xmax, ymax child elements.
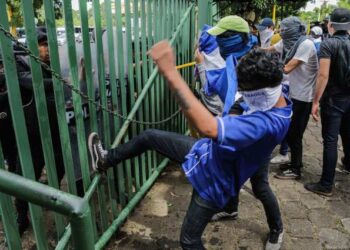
<box><xmin>0</xmin><ymin>24</ymin><xmax>182</xmax><ymax>126</ymax></box>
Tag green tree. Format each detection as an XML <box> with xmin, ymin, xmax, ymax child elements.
<box><xmin>214</xmin><ymin>0</ymin><xmax>309</xmax><ymax>23</ymax></box>
<box><xmin>6</xmin><ymin>0</ymin><xmax>63</xmax><ymax>29</ymax></box>
<box><xmin>338</xmin><ymin>0</ymin><xmax>350</xmax><ymax>8</ymax></box>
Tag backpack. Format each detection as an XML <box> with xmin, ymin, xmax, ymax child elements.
<box><xmin>332</xmin><ymin>35</ymin><xmax>350</xmax><ymax>89</ymax></box>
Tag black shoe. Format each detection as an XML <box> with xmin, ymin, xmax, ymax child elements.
<box><xmin>304</xmin><ymin>182</ymin><xmax>333</xmax><ymax>197</ymax></box>
<box><xmin>210</xmin><ymin>210</ymin><xmax>238</xmax><ymax>222</ymax></box>
<box><xmin>265</xmin><ymin>229</ymin><xmax>283</xmax><ymax>250</ymax></box>
<box><xmin>279</xmin><ymin>163</ymin><xmax>303</xmax><ymax>171</ymax></box>
<box><xmin>17</xmin><ymin>213</ymin><xmax>29</xmax><ymax>236</ymax></box>
<box><xmin>275</xmin><ymin>168</ymin><xmax>301</xmax><ymax>180</ymax></box>
<box><xmin>88</xmin><ymin>132</ymin><xmax>109</xmax><ymax>172</ymax></box>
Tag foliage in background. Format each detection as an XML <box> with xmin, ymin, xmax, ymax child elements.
<box><xmin>6</xmin><ymin>0</ymin><xmax>62</xmax><ymax>27</ymax></box>
<box><xmin>299</xmin><ymin>0</ymin><xmax>350</xmax><ymax>23</ymax></box>
<box><xmin>214</xmin><ymin>0</ymin><xmax>309</xmax><ymax>23</ymax></box>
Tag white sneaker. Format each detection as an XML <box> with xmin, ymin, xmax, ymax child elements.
<box><xmin>210</xmin><ymin>211</ymin><xmax>238</xmax><ymax>222</ymax></box>
<box><xmin>270</xmin><ymin>154</ymin><xmax>289</xmax><ymax>164</ymax></box>
<box><xmin>265</xmin><ymin>230</ymin><xmax>283</xmax><ymax>250</ymax></box>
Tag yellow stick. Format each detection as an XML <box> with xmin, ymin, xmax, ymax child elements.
<box><xmin>176</xmin><ymin>61</ymin><xmax>196</xmax><ymax>70</ymax></box>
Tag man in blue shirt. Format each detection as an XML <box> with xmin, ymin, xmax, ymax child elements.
<box><xmin>89</xmin><ymin>46</ymin><xmax>292</xmax><ymax>250</ymax></box>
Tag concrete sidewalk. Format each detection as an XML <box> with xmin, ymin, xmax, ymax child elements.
<box><xmin>112</xmin><ymin>121</ymin><xmax>350</xmax><ymax>250</ymax></box>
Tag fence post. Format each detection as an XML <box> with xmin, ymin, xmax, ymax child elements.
<box><xmin>70</xmin><ymin>203</ymin><xmax>95</xmax><ymax>250</ymax></box>
<box><xmin>198</xmin><ymin>0</ymin><xmax>212</xmax><ymax>30</ymax></box>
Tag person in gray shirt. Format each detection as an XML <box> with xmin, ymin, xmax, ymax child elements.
<box><xmin>266</xmin><ymin>16</ymin><xmax>319</xmax><ymax>179</ymax></box>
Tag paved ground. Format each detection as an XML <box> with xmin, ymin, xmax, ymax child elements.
<box><xmin>111</xmin><ymin>120</ymin><xmax>350</xmax><ymax>250</ymax></box>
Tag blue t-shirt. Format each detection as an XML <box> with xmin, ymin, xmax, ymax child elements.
<box><xmin>182</xmin><ymin>99</ymin><xmax>292</xmax><ymax>208</ymax></box>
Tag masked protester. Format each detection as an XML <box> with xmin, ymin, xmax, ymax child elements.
<box><xmin>194</xmin><ymin>16</ymin><xmax>258</xmax><ymax>117</ymax></box>
<box><xmin>89</xmin><ymin>45</ymin><xmax>291</xmax><ymax>250</ymax></box>
<box><xmin>266</xmin><ymin>16</ymin><xmax>319</xmax><ymax>180</ymax></box>
<box><xmin>256</xmin><ymin>18</ymin><xmax>275</xmax><ymax>48</ymax></box>
<box><xmin>305</xmin><ymin>8</ymin><xmax>350</xmax><ymax>196</ymax></box>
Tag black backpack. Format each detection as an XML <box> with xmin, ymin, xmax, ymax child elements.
<box><xmin>332</xmin><ymin>35</ymin><xmax>350</xmax><ymax>89</ymax></box>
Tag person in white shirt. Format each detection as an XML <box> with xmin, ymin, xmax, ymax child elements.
<box><xmin>266</xmin><ymin>16</ymin><xmax>319</xmax><ymax>179</ymax></box>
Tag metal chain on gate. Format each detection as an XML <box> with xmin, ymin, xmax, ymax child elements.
<box><xmin>0</xmin><ymin>24</ymin><xmax>181</xmax><ymax>126</ymax></box>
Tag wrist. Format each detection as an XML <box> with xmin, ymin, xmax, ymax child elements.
<box><xmin>164</xmin><ymin>68</ymin><xmax>181</xmax><ymax>84</ymax></box>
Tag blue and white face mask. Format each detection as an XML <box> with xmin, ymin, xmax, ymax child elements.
<box><xmin>216</xmin><ymin>34</ymin><xmax>246</xmax><ymax>59</ymax></box>
<box><xmin>240</xmin><ymin>84</ymin><xmax>282</xmax><ymax>114</ymax></box>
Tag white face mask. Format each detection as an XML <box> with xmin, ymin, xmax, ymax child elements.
<box><xmin>259</xmin><ymin>28</ymin><xmax>274</xmax><ymax>48</ymax></box>
<box><xmin>240</xmin><ymin>85</ymin><xmax>282</xmax><ymax>114</ymax></box>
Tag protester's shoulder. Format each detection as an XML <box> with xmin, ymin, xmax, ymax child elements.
<box><xmin>300</xmin><ymin>39</ymin><xmax>317</xmax><ymax>50</ymax></box>
<box><xmin>219</xmin><ymin>113</ymin><xmax>269</xmax><ymax>130</ymax></box>
<box><xmin>321</xmin><ymin>37</ymin><xmax>337</xmax><ymax>48</ymax></box>
<box><xmin>319</xmin><ymin>37</ymin><xmax>339</xmax><ymax>57</ymax></box>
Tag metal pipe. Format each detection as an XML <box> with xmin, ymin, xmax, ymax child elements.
<box><xmin>0</xmin><ymin>169</ymin><xmax>83</xmax><ymax>215</ymax></box>
<box><xmin>55</xmin><ymin>226</ymin><xmax>71</xmax><ymax>250</ymax></box>
<box><xmin>94</xmin><ymin>158</ymin><xmax>170</xmax><ymax>249</ymax></box>
<box><xmin>0</xmin><ymin>169</ymin><xmax>95</xmax><ymax>249</ymax></box>
<box><xmin>53</xmin><ymin>174</ymin><xmax>101</xmax><ymax>250</ymax></box>
<box><xmin>111</xmin><ymin>3</ymin><xmax>194</xmax><ymax>148</ymax></box>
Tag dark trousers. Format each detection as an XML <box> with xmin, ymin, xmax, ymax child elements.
<box><xmin>108</xmin><ymin>129</ymin><xmax>283</xmax><ymax>249</ymax></box>
<box><xmin>287</xmin><ymin>98</ymin><xmax>312</xmax><ymax>169</ymax></box>
<box><xmin>279</xmin><ymin>138</ymin><xmax>289</xmax><ymax>156</ymax></box>
<box><xmin>320</xmin><ymin>95</ymin><xmax>350</xmax><ymax>188</ymax></box>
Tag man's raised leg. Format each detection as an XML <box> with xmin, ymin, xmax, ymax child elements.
<box><xmin>89</xmin><ymin>129</ymin><xmax>197</xmax><ymax>171</ymax></box>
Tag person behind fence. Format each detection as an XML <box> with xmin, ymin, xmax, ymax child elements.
<box><xmin>0</xmin><ymin>27</ymin><xmax>84</xmax><ymax>235</ymax></box>
<box><xmin>89</xmin><ymin>45</ymin><xmax>291</xmax><ymax>250</ymax></box>
<box><xmin>304</xmin><ymin>8</ymin><xmax>350</xmax><ymax>196</ymax></box>
<box><xmin>267</xmin><ymin>16</ymin><xmax>319</xmax><ymax>180</ymax></box>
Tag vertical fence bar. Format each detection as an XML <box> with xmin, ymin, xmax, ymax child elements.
<box><xmin>114</xmin><ymin>0</ymin><xmax>127</xmax><ymax>207</ymax></box>
<box><xmin>43</xmin><ymin>0</ymin><xmax>77</xmax><ymax>196</ymax></box>
<box><xmin>0</xmin><ymin>145</ymin><xmax>21</xmax><ymax>250</ymax></box>
<box><xmin>140</xmin><ymin>0</ymin><xmax>152</xmax><ymax>182</ymax></box>
<box><xmin>91</xmin><ymin>0</ymin><xmax>110</xmax><ymax>232</ymax></box>
<box><xmin>77</xmin><ymin>0</ymin><xmax>104</xmax><ymax>234</ymax></box>
<box><xmin>125</xmin><ymin>0</ymin><xmax>138</xmax><ymax>199</ymax></box>
<box><xmin>133</xmin><ymin>0</ymin><xmax>147</xmax><ymax>189</ymax></box>
<box><xmin>20</xmin><ymin>0</ymin><xmax>65</xmax><ymax>237</ymax></box>
<box><xmin>0</xmin><ymin>2</ymin><xmax>48</xmax><ymax>248</ymax></box>
<box><xmin>104</xmin><ymin>0</ymin><xmax>120</xmax><ymax>218</ymax></box>
<box><xmin>61</xmin><ymin>0</ymin><xmax>98</xmax><ymax>240</ymax></box>
<box><xmin>78</xmin><ymin>0</ymin><xmax>98</xmax><ymax>133</ymax></box>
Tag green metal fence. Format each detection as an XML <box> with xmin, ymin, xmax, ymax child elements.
<box><xmin>0</xmin><ymin>0</ymin><xmax>208</xmax><ymax>249</ymax></box>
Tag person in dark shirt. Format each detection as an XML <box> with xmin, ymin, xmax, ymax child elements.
<box><xmin>0</xmin><ymin>28</ymin><xmax>68</xmax><ymax>235</ymax></box>
<box><xmin>305</xmin><ymin>8</ymin><xmax>350</xmax><ymax>196</ymax></box>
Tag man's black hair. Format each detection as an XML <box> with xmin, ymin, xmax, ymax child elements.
<box><xmin>237</xmin><ymin>48</ymin><xmax>283</xmax><ymax>91</ymax></box>
<box><xmin>218</xmin><ymin>30</ymin><xmax>249</xmax><ymax>45</ymax></box>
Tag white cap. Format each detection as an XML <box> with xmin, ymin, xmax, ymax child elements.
<box><xmin>311</xmin><ymin>26</ymin><xmax>323</xmax><ymax>36</ymax></box>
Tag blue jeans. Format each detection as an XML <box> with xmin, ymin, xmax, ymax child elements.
<box><xmin>107</xmin><ymin>129</ymin><xmax>282</xmax><ymax>249</ymax></box>
<box><xmin>320</xmin><ymin>95</ymin><xmax>350</xmax><ymax>187</ymax></box>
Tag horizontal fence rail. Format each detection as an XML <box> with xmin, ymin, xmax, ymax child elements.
<box><xmin>0</xmin><ymin>0</ymin><xmax>199</xmax><ymax>249</ymax></box>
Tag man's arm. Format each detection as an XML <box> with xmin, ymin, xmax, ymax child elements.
<box><xmin>149</xmin><ymin>41</ymin><xmax>218</xmax><ymax>138</ymax></box>
<box><xmin>263</xmin><ymin>45</ymin><xmax>276</xmax><ymax>52</ymax></box>
<box><xmin>311</xmin><ymin>58</ymin><xmax>330</xmax><ymax>121</ymax></box>
<box><xmin>283</xmin><ymin>58</ymin><xmax>302</xmax><ymax>74</ymax></box>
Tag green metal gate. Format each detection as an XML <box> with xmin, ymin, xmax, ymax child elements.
<box><xmin>0</xmin><ymin>0</ymin><xmax>215</xmax><ymax>249</ymax></box>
